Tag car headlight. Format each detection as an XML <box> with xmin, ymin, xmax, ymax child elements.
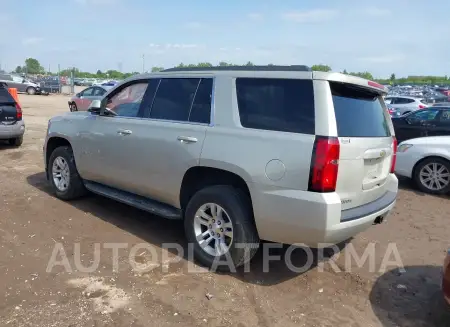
<box><xmin>398</xmin><ymin>144</ymin><xmax>413</xmax><ymax>152</ymax></box>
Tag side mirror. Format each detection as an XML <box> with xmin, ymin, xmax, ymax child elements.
<box><xmin>88</xmin><ymin>99</ymin><xmax>102</xmax><ymax>113</ymax></box>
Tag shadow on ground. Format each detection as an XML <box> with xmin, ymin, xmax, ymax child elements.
<box><xmin>27</xmin><ymin>171</ymin><xmax>348</xmax><ymax>286</ymax></box>
<box><xmin>398</xmin><ymin>176</ymin><xmax>450</xmax><ymax>199</ymax></box>
<box><xmin>370</xmin><ymin>265</ymin><xmax>450</xmax><ymax>327</ymax></box>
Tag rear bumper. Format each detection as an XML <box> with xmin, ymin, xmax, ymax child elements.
<box><xmin>0</xmin><ymin>120</ymin><xmax>25</xmax><ymax>140</ymax></box>
<box><xmin>252</xmin><ymin>174</ymin><xmax>398</xmax><ymax>247</ymax></box>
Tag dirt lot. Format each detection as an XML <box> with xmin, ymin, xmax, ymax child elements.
<box><xmin>1</xmin><ymin>94</ymin><xmax>450</xmax><ymax>327</ymax></box>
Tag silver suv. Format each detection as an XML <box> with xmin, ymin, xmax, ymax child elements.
<box><xmin>44</xmin><ymin>66</ymin><xmax>398</xmax><ymax>269</ymax></box>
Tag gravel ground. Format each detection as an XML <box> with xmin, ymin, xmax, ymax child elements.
<box><xmin>0</xmin><ymin>94</ymin><xmax>449</xmax><ymax>327</ymax></box>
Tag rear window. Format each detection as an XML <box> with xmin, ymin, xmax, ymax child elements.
<box><xmin>0</xmin><ymin>88</ymin><xmax>15</xmax><ymax>104</ymax></box>
<box><xmin>330</xmin><ymin>82</ymin><xmax>391</xmax><ymax>137</ymax></box>
<box><xmin>236</xmin><ymin>78</ymin><xmax>315</xmax><ymax>134</ymax></box>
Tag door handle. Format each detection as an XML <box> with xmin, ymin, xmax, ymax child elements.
<box><xmin>117</xmin><ymin>129</ymin><xmax>132</xmax><ymax>135</ymax></box>
<box><xmin>177</xmin><ymin>136</ymin><xmax>198</xmax><ymax>143</ymax></box>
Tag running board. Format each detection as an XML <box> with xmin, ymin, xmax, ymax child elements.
<box><xmin>84</xmin><ymin>181</ymin><xmax>182</xmax><ymax>220</ymax></box>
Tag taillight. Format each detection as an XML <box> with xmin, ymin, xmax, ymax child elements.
<box><xmin>16</xmin><ymin>103</ymin><xmax>22</xmax><ymax>120</ymax></box>
<box><xmin>390</xmin><ymin>137</ymin><xmax>397</xmax><ymax>173</ymax></box>
<box><xmin>418</xmin><ymin>104</ymin><xmax>426</xmax><ymax>109</ymax></box>
<box><xmin>308</xmin><ymin>136</ymin><xmax>340</xmax><ymax>193</ymax></box>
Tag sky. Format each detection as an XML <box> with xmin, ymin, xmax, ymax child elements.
<box><xmin>0</xmin><ymin>0</ymin><xmax>449</xmax><ymax>78</ymax></box>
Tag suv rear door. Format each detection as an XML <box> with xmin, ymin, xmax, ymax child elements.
<box><xmin>328</xmin><ymin>81</ymin><xmax>395</xmax><ymax>210</ymax></box>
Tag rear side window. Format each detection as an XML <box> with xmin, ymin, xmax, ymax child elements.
<box><xmin>330</xmin><ymin>82</ymin><xmax>391</xmax><ymax>137</ymax></box>
<box><xmin>189</xmin><ymin>78</ymin><xmax>212</xmax><ymax>124</ymax></box>
<box><xmin>0</xmin><ymin>88</ymin><xmax>15</xmax><ymax>104</ymax></box>
<box><xmin>236</xmin><ymin>78</ymin><xmax>315</xmax><ymax>134</ymax></box>
<box><xmin>150</xmin><ymin>78</ymin><xmax>200</xmax><ymax>121</ymax></box>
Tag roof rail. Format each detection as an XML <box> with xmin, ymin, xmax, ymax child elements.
<box><xmin>161</xmin><ymin>65</ymin><xmax>311</xmax><ymax>72</ymax></box>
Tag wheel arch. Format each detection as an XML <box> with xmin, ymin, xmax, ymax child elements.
<box><xmin>412</xmin><ymin>155</ymin><xmax>450</xmax><ymax>178</ymax></box>
<box><xmin>45</xmin><ymin>136</ymin><xmax>72</xmax><ymax>175</ymax></box>
<box><xmin>179</xmin><ymin>165</ymin><xmax>254</xmax><ymax>216</ymax></box>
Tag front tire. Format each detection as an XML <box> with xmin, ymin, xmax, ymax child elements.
<box><xmin>70</xmin><ymin>102</ymin><xmax>78</xmax><ymax>112</ymax></box>
<box><xmin>48</xmin><ymin>146</ymin><xmax>87</xmax><ymax>200</ymax></box>
<box><xmin>26</xmin><ymin>87</ymin><xmax>36</xmax><ymax>95</ymax></box>
<box><xmin>413</xmin><ymin>157</ymin><xmax>450</xmax><ymax>195</ymax></box>
<box><xmin>184</xmin><ymin>185</ymin><xmax>260</xmax><ymax>271</ymax></box>
<box><xmin>8</xmin><ymin>136</ymin><xmax>23</xmax><ymax>146</ymax></box>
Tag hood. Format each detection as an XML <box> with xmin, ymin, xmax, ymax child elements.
<box><xmin>400</xmin><ymin>136</ymin><xmax>450</xmax><ymax>146</ymax></box>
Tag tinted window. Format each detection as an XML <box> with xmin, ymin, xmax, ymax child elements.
<box><xmin>236</xmin><ymin>78</ymin><xmax>315</xmax><ymax>134</ymax></box>
<box><xmin>331</xmin><ymin>82</ymin><xmax>391</xmax><ymax>137</ymax></box>
<box><xmin>150</xmin><ymin>78</ymin><xmax>200</xmax><ymax>121</ymax></box>
<box><xmin>0</xmin><ymin>88</ymin><xmax>15</xmax><ymax>104</ymax></box>
<box><xmin>81</xmin><ymin>87</ymin><xmax>94</xmax><ymax>96</ymax></box>
<box><xmin>189</xmin><ymin>78</ymin><xmax>212</xmax><ymax>124</ymax></box>
<box><xmin>93</xmin><ymin>87</ymin><xmax>106</xmax><ymax>96</ymax></box>
<box><xmin>0</xmin><ymin>74</ymin><xmax>12</xmax><ymax>81</ymax></box>
<box><xmin>439</xmin><ymin>110</ymin><xmax>450</xmax><ymax>121</ymax></box>
<box><xmin>408</xmin><ymin>109</ymin><xmax>439</xmax><ymax>121</ymax></box>
<box><xmin>106</xmin><ymin>82</ymin><xmax>149</xmax><ymax>117</ymax></box>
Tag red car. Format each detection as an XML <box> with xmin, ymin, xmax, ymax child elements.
<box><xmin>444</xmin><ymin>250</ymin><xmax>450</xmax><ymax>305</ymax></box>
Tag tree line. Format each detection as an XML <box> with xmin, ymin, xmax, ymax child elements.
<box><xmin>12</xmin><ymin>58</ymin><xmax>450</xmax><ymax>85</ymax></box>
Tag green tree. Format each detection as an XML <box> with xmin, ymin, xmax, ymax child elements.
<box><xmin>342</xmin><ymin>69</ymin><xmax>348</xmax><ymax>74</ymax></box>
<box><xmin>151</xmin><ymin>67</ymin><xmax>164</xmax><ymax>72</ymax></box>
<box><xmin>390</xmin><ymin>73</ymin><xmax>396</xmax><ymax>81</ymax></box>
<box><xmin>311</xmin><ymin>64</ymin><xmax>332</xmax><ymax>72</ymax></box>
<box><xmin>219</xmin><ymin>61</ymin><xmax>230</xmax><ymax>66</ymax></box>
<box><xmin>24</xmin><ymin>58</ymin><xmax>44</xmax><ymax>74</ymax></box>
<box><xmin>349</xmin><ymin>71</ymin><xmax>374</xmax><ymax>80</ymax></box>
<box><xmin>14</xmin><ymin>66</ymin><xmax>23</xmax><ymax>74</ymax></box>
<box><xmin>245</xmin><ymin>61</ymin><xmax>254</xmax><ymax>66</ymax></box>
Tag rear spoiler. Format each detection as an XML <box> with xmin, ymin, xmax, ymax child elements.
<box><xmin>312</xmin><ymin>71</ymin><xmax>388</xmax><ymax>95</ymax></box>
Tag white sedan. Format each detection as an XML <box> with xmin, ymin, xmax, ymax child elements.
<box><xmin>395</xmin><ymin>136</ymin><xmax>450</xmax><ymax>194</ymax></box>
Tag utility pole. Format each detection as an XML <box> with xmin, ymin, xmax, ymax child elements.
<box><xmin>142</xmin><ymin>54</ymin><xmax>145</xmax><ymax>73</ymax></box>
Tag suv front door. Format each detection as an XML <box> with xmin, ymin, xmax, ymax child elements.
<box><xmin>76</xmin><ymin>80</ymin><xmax>157</xmax><ymax>192</ymax></box>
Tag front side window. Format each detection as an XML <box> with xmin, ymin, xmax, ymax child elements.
<box><xmin>81</xmin><ymin>87</ymin><xmax>94</xmax><ymax>96</ymax></box>
<box><xmin>106</xmin><ymin>82</ymin><xmax>149</xmax><ymax>117</ymax></box>
<box><xmin>408</xmin><ymin>109</ymin><xmax>439</xmax><ymax>122</ymax></box>
<box><xmin>93</xmin><ymin>87</ymin><xmax>106</xmax><ymax>96</ymax></box>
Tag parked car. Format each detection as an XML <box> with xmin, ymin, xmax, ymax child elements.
<box><xmin>444</xmin><ymin>249</ymin><xmax>450</xmax><ymax>305</ymax></box>
<box><xmin>384</xmin><ymin>96</ymin><xmax>428</xmax><ymax>115</ymax></box>
<box><xmin>0</xmin><ymin>73</ymin><xmax>41</xmax><ymax>95</ymax></box>
<box><xmin>44</xmin><ymin>66</ymin><xmax>398</xmax><ymax>270</ymax></box>
<box><xmin>0</xmin><ymin>83</ymin><xmax>25</xmax><ymax>146</ymax></box>
<box><xmin>395</xmin><ymin>136</ymin><xmax>450</xmax><ymax>194</ymax></box>
<box><xmin>68</xmin><ymin>85</ymin><xmax>112</xmax><ymax>111</ymax></box>
<box><xmin>391</xmin><ymin>107</ymin><xmax>450</xmax><ymax>143</ymax></box>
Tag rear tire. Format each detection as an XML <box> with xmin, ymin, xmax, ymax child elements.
<box><xmin>8</xmin><ymin>136</ymin><xmax>23</xmax><ymax>147</ymax></box>
<box><xmin>413</xmin><ymin>157</ymin><xmax>450</xmax><ymax>195</ymax></box>
<box><xmin>26</xmin><ymin>87</ymin><xmax>36</xmax><ymax>95</ymax></box>
<box><xmin>184</xmin><ymin>185</ymin><xmax>260</xmax><ymax>272</ymax></box>
<box><xmin>70</xmin><ymin>102</ymin><xmax>78</xmax><ymax>112</ymax></box>
<box><xmin>48</xmin><ymin>146</ymin><xmax>87</xmax><ymax>200</ymax></box>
